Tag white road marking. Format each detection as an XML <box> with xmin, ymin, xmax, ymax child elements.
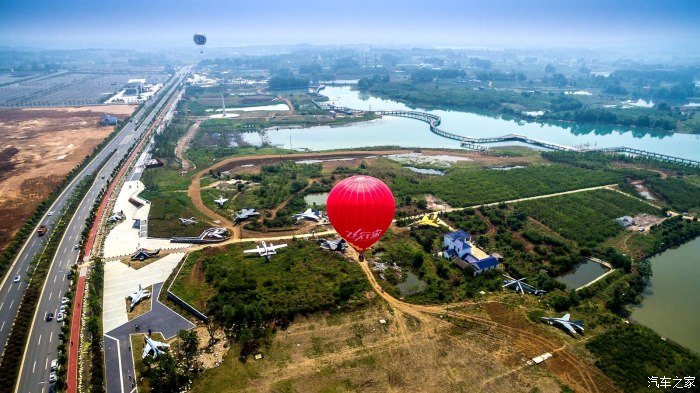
<box><xmin>32</xmin><ymin>360</ymin><xmax>36</xmax><ymax>373</ymax></box>
<box><xmin>53</xmin><ymin>276</ymin><xmax>57</xmax><ymax>283</ymax></box>
<box><xmin>1</xmin><ymin>321</ymin><xmax>5</xmax><ymax>331</ymax></box>
<box><xmin>9</xmin><ymin>299</ymin><xmax>13</xmax><ymax>309</ymax></box>
<box><xmin>49</xmin><ymin>331</ymin><xmax>53</xmax><ymax>343</ymax></box>
<box><xmin>45</xmin><ymin>358</ymin><xmax>48</xmax><ymax>370</ymax></box>
<box><xmin>37</xmin><ymin>334</ymin><xmax>41</xmax><ymax>346</ymax></box>
<box><xmin>63</xmin><ymin>275</ymin><xmax>66</xmax><ymax>282</ymax></box>
<box><xmin>0</xmin><ymin>302</ymin><xmax>3</xmax><ymax>311</ymax></box>
<box><xmin>48</xmin><ymin>292</ymin><xmax>52</xmax><ymax>301</ymax></box>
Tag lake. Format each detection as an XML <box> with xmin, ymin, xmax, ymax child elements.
<box><xmin>262</xmin><ymin>86</ymin><xmax>700</xmax><ymax>161</ymax></box>
<box><xmin>631</xmin><ymin>237</ymin><xmax>700</xmax><ymax>354</ymax></box>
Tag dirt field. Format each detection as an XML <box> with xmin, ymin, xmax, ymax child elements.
<box><xmin>0</xmin><ymin>104</ymin><xmax>136</xmax><ymax>252</ymax></box>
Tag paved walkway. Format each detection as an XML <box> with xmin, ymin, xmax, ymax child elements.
<box><xmin>104</xmin><ymin>282</ymin><xmax>195</xmax><ymax>393</ymax></box>
<box><xmin>103</xmin><ymin>253</ymin><xmax>185</xmax><ymax>334</ymax></box>
<box><xmin>66</xmin><ymin>267</ymin><xmax>87</xmax><ymax>393</ymax></box>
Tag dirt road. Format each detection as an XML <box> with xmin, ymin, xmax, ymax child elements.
<box><xmin>175</xmin><ymin>120</ymin><xmax>200</xmax><ymax>173</ymax></box>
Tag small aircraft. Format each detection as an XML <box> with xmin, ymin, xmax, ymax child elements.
<box><xmin>107</xmin><ymin>212</ymin><xmax>123</xmax><ymax>223</ymax></box>
<box><xmin>202</xmin><ymin>227</ymin><xmax>229</xmax><ymax>239</ymax></box>
<box><xmin>502</xmin><ymin>274</ymin><xmax>546</xmax><ymax>295</ymax></box>
<box><xmin>179</xmin><ymin>217</ymin><xmax>197</xmax><ymax>225</ymax></box>
<box><xmin>292</xmin><ymin>208</ymin><xmax>323</xmax><ymax>222</ymax></box>
<box><xmin>243</xmin><ymin>240</ymin><xmax>287</xmax><ymax>261</ymax></box>
<box><xmin>234</xmin><ymin>208</ymin><xmax>260</xmax><ymax>223</ymax></box>
<box><xmin>214</xmin><ymin>196</ymin><xmax>229</xmax><ymax>207</ymax></box>
<box><xmin>142</xmin><ymin>336</ymin><xmax>170</xmax><ymax>359</ymax></box>
<box><xmin>541</xmin><ymin>314</ymin><xmax>584</xmax><ymax>335</ymax></box>
<box><xmin>414</xmin><ymin>213</ymin><xmax>440</xmax><ymax>228</ymax></box>
<box><xmin>318</xmin><ymin>238</ymin><xmax>347</xmax><ymax>252</ymax></box>
<box><xmin>127</xmin><ymin>284</ymin><xmax>151</xmax><ymax>310</ymax></box>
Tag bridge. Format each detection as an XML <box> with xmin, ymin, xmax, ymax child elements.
<box><xmin>311</xmin><ymin>101</ymin><xmax>700</xmax><ymax>168</ymax></box>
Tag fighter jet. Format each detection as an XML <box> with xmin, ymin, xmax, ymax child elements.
<box><xmin>541</xmin><ymin>314</ymin><xmax>584</xmax><ymax>335</ymax></box>
<box><xmin>202</xmin><ymin>227</ymin><xmax>229</xmax><ymax>239</ymax></box>
<box><xmin>179</xmin><ymin>217</ymin><xmax>197</xmax><ymax>225</ymax></box>
<box><xmin>292</xmin><ymin>208</ymin><xmax>323</xmax><ymax>222</ymax></box>
<box><xmin>127</xmin><ymin>284</ymin><xmax>151</xmax><ymax>310</ymax></box>
<box><xmin>243</xmin><ymin>240</ymin><xmax>287</xmax><ymax>261</ymax></box>
<box><xmin>234</xmin><ymin>208</ymin><xmax>260</xmax><ymax>224</ymax></box>
<box><xmin>142</xmin><ymin>336</ymin><xmax>170</xmax><ymax>359</ymax></box>
<box><xmin>502</xmin><ymin>274</ymin><xmax>546</xmax><ymax>295</ymax></box>
<box><xmin>107</xmin><ymin>212</ymin><xmax>123</xmax><ymax>223</ymax></box>
<box><xmin>214</xmin><ymin>196</ymin><xmax>229</xmax><ymax>207</ymax></box>
<box><xmin>413</xmin><ymin>213</ymin><xmax>440</xmax><ymax>228</ymax></box>
<box><xmin>318</xmin><ymin>238</ymin><xmax>347</xmax><ymax>252</ymax></box>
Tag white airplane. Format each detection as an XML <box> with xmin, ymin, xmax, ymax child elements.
<box><xmin>234</xmin><ymin>208</ymin><xmax>260</xmax><ymax>223</ymax></box>
<box><xmin>142</xmin><ymin>336</ymin><xmax>169</xmax><ymax>359</ymax></box>
<box><xmin>214</xmin><ymin>196</ymin><xmax>229</xmax><ymax>207</ymax></box>
<box><xmin>107</xmin><ymin>212</ymin><xmax>123</xmax><ymax>223</ymax></box>
<box><xmin>292</xmin><ymin>208</ymin><xmax>323</xmax><ymax>221</ymax></box>
<box><xmin>541</xmin><ymin>314</ymin><xmax>584</xmax><ymax>335</ymax></box>
<box><xmin>127</xmin><ymin>284</ymin><xmax>151</xmax><ymax>310</ymax></box>
<box><xmin>202</xmin><ymin>227</ymin><xmax>228</xmax><ymax>239</ymax></box>
<box><xmin>502</xmin><ymin>274</ymin><xmax>545</xmax><ymax>295</ymax></box>
<box><xmin>179</xmin><ymin>217</ymin><xmax>197</xmax><ymax>225</ymax></box>
<box><xmin>243</xmin><ymin>240</ymin><xmax>287</xmax><ymax>261</ymax></box>
<box><xmin>318</xmin><ymin>238</ymin><xmax>347</xmax><ymax>252</ymax></box>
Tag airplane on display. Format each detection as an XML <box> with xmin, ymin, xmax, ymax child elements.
<box><xmin>414</xmin><ymin>213</ymin><xmax>440</xmax><ymax>228</ymax></box>
<box><xmin>541</xmin><ymin>314</ymin><xmax>585</xmax><ymax>335</ymax></box>
<box><xmin>234</xmin><ymin>208</ymin><xmax>260</xmax><ymax>223</ymax></box>
<box><xmin>127</xmin><ymin>284</ymin><xmax>151</xmax><ymax>310</ymax></box>
<box><xmin>292</xmin><ymin>208</ymin><xmax>323</xmax><ymax>221</ymax></box>
<box><xmin>502</xmin><ymin>274</ymin><xmax>546</xmax><ymax>295</ymax></box>
<box><xmin>107</xmin><ymin>212</ymin><xmax>123</xmax><ymax>223</ymax></box>
<box><xmin>243</xmin><ymin>240</ymin><xmax>287</xmax><ymax>261</ymax></box>
<box><xmin>203</xmin><ymin>227</ymin><xmax>228</xmax><ymax>239</ymax></box>
<box><xmin>142</xmin><ymin>336</ymin><xmax>170</xmax><ymax>359</ymax></box>
<box><xmin>318</xmin><ymin>238</ymin><xmax>347</xmax><ymax>252</ymax></box>
<box><xmin>179</xmin><ymin>217</ymin><xmax>197</xmax><ymax>225</ymax></box>
<box><xmin>214</xmin><ymin>196</ymin><xmax>229</xmax><ymax>207</ymax></box>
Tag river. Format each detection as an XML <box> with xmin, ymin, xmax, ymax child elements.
<box><xmin>631</xmin><ymin>237</ymin><xmax>700</xmax><ymax>354</ymax></box>
<box><xmin>255</xmin><ymin>86</ymin><xmax>700</xmax><ymax>161</ymax></box>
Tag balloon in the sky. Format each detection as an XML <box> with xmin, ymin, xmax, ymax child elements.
<box><xmin>193</xmin><ymin>33</ymin><xmax>207</xmax><ymax>46</ymax></box>
<box><xmin>326</xmin><ymin>175</ymin><xmax>395</xmax><ymax>255</ymax></box>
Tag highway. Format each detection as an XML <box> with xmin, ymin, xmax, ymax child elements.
<box><xmin>0</xmin><ymin>67</ymin><xmax>189</xmax><ymax>393</ymax></box>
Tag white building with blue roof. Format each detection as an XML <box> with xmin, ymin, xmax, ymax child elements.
<box><xmin>443</xmin><ymin>229</ymin><xmax>500</xmax><ymax>276</ymax></box>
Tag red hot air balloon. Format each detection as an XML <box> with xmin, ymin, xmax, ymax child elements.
<box><xmin>326</xmin><ymin>175</ymin><xmax>395</xmax><ymax>258</ymax></box>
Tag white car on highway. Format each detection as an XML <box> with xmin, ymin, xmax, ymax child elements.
<box><xmin>13</xmin><ymin>275</ymin><xmax>20</xmax><ymax>283</ymax></box>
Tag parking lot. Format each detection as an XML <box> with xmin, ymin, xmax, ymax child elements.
<box><xmin>0</xmin><ymin>71</ymin><xmax>168</xmax><ymax>107</ymax></box>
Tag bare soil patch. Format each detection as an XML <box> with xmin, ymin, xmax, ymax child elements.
<box><xmin>0</xmin><ymin>105</ymin><xmax>136</xmax><ymax>251</ymax></box>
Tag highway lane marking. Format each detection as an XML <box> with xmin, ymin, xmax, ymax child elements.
<box><xmin>1</xmin><ymin>321</ymin><xmax>5</xmax><ymax>331</ymax></box>
<box><xmin>49</xmin><ymin>331</ymin><xmax>53</xmax><ymax>343</ymax></box>
<box><xmin>63</xmin><ymin>275</ymin><xmax>66</xmax><ymax>282</ymax></box>
<box><xmin>48</xmin><ymin>292</ymin><xmax>52</xmax><ymax>301</ymax></box>
<box><xmin>32</xmin><ymin>360</ymin><xmax>36</xmax><ymax>373</ymax></box>
<box><xmin>37</xmin><ymin>334</ymin><xmax>41</xmax><ymax>346</ymax></box>
<box><xmin>9</xmin><ymin>299</ymin><xmax>13</xmax><ymax>309</ymax></box>
<box><xmin>45</xmin><ymin>358</ymin><xmax>48</xmax><ymax>370</ymax></box>
<box><xmin>53</xmin><ymin>276</ymin><xmax>57</xmax><ymax>284</ymax></box>
<box><xmin>0</xmin><ymin>301</ymin><xmax>3</xmax><ymax>311</ymax></box>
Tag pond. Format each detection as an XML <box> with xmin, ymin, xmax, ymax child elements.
<box><xmin>632</xmin><ymin>237</ymin><xmax>700</xmax><ymax>354</ymax></box>
<box><xmin>555</xmin><ymin>259</ymin><xmax>609</xmax><ymax>290</ymax></box>
<box><xmin>397</xmin><ymin>271</ymin><xmax>427</xmax><ymax>296</ymax></box>
<box><xmin>404</xmin><ymin>166</ymin><xmax>444</xmax><ymax>175</ymax></box>
<box><xmin>304</xmin><ymin>192</ymin><xmax>329</xmax><ymax>206</ymax></box>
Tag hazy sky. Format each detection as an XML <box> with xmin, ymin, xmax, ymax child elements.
<box><xmin>1</xmin><ymin>0</ymin><xmax>699</xmax><ymax>50</ymax></box>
